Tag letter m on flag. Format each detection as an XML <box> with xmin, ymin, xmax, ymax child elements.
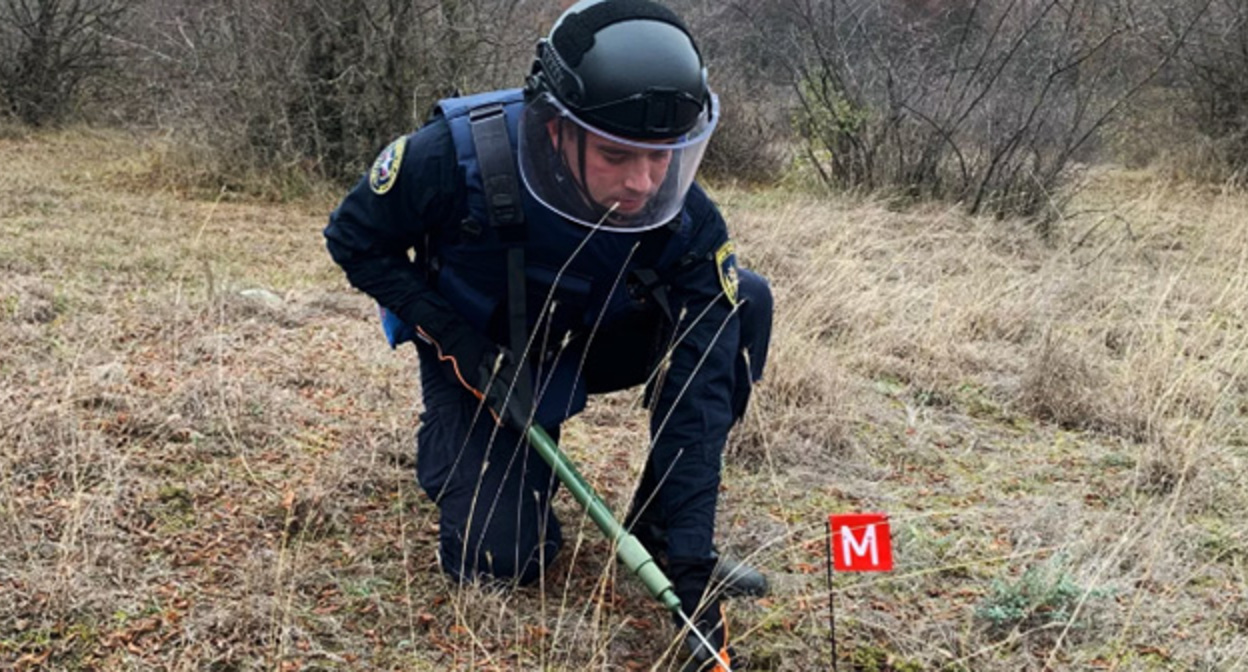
<box><xmin>829</xmin><ymin>513</ymin><xmax>893</xmax><ymax>572</ymax></box>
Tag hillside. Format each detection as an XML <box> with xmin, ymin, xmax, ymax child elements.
<box><xmin>2</xmin><ymin>128</ymin><xmax>1246</xmax><ymax>671</ymax></box>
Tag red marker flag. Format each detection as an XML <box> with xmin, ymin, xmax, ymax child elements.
<box><xmin>829</xmin><ymin>513</ymin><xmax>893</xmax><ymax>572</ymax></box>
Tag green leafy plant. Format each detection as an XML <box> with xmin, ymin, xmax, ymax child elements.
<box><xmin>975</xmin><ymin>555</ymin><xmax>1109</xmax><ymax>637</ymax></box>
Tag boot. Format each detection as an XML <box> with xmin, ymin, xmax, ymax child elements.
<box><xmin>709</xmin><ymin>548</ymin><xmax>768</xmax><ymax>598</ymax></box>
<box><xmin>632</xmin><ymin>521</ymin><xmax>769</xmax><ymax>598</ymax></box>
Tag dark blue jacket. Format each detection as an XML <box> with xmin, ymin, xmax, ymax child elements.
<box><xmin>325</xmin><ymin>89</ymin><xmax>741</xmax><ymax>557</ymax></box>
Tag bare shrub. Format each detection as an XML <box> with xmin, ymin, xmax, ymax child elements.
<box><xmin>1101</xmin><ymin>86</ymin><xmax>1194</xmax><ymax>171</ymax></box>
<box><xmin>677</xmin><ymin>1</ymin><xmax>793</xmax><ymax>185</ymax></box>
<box><xmin>700</xmin><ymin>81</ymin><xmax>793</xmax><ymax>186</ymax></box>
<box><xmin>120</xmin><ymin>0</ymin><xmax>554</xmax><ymax>194</ymax></box>
<box><xmin>728</xmin><ymin>0</ymin><xmax>1202</xmax><ymax>221</ymax></box>
<box><xmin>0</xmin><ymin>0</ymin><xmax>130</xmax><ymax>125</ymax></box>
<box><xmin>1147</xmin><ymin>0</ymin><xmax>1248</xmax><ymax>184</ymax></box>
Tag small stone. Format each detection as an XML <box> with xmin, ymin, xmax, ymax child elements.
<box><xmin>239</xmin><ymin>288</ymin><xmax>283</xmax><ymax>307</ymax></box>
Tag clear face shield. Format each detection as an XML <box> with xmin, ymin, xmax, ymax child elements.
<box><xmin>517</xmin><ymin>90</ymin><xmax>719</xmax><ymax>232</ymax></box>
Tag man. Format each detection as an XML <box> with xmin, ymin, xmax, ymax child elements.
<box><xmin>324</xmin><ymin>1</ymin><xmax>772</xmax><ymax>668</ymax></box>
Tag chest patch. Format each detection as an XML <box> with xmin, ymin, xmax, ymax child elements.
<box><xmin>369</xmin><ymin>137</ymin><xmax>407</xmax><ymax>195</ymax></box>
<box><xmin>715</xmin><ymin>240</ymin><xmax>740</xmax><ymax>307</ymax></box>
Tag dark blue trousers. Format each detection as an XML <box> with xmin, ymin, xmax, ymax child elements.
<box><xmin>414</xmin><ymin>269</ymin><xmax>772</xmax><ymax>585</ymax></box>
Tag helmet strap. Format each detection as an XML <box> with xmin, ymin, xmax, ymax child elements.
<box><xmin>553</xmin><ymin>117</ymin><xmax>612</xmax><ymax>223</ymax></box>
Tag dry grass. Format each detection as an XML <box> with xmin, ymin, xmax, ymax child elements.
<box><xmin>2</xmin><ymin>130</ymin><xmax>1247</xmax><ymax>671</ymax></box>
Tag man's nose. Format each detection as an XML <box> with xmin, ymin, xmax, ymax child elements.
<box><xmin>622</xmin><ymin>159</ymin><xmax>654</xmax><ymax>193</ymax></box>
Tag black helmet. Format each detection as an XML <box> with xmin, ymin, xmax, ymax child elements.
<box><xmin>518</xmin><ymin>0</ymin><xmax>719</xmax><ymax>231</ymax></box>
<box><xmin>527</xmin><ymin>0</ymin><xmax>711</xmax><ymax>140</ymax></box>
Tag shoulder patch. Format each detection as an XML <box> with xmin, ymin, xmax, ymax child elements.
<box><xmin>369</xmin><ymin>137</ymin><xmax>407</xmax><ymax>195</ymax></box>
<box><xmin>715</xmin><ymin>240</ymin><xmax>740</xmax><ymax>307</ymax></box>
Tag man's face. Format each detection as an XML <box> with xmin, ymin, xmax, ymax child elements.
<box><xmin>551</xmin><ymin>121</ymin><xmax>673</xmax><ymax>215</ymax></box>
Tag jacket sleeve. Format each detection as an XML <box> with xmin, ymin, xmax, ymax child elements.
<box><xmin>647</xmin><ymin>183</ymin><xmax>741</xmax><ymax>561</ymax></box>
<box><xmin>322</xmin><ymin>118</ymin><xmax>470</xmax><ymax>345</ymax></box>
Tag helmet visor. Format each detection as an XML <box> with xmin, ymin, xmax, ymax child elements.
<box><xmin>518</xmin><ymin>90</ymin><xmax>718</xmax><ymax>232</ymax></box>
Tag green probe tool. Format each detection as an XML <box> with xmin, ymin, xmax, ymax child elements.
<box><xmin>524</xmin><ymin>424</ymin><xmax>733</xmax><ymax>671</ymax></box>
<box><xmin>525</xmin><ymin>424</ymin><xmax>682</xmax><ymax>613</ymax></box>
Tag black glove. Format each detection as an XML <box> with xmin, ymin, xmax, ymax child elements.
<box><xmin>476</xmin><ymin>345</ymin><xmax>533</xmax><ymax>430</ymax></box>
<box><xmin>670</xmin><ymin>557</ymin><xmax>736</xmax><ymax>671</ymax></box>
<box><xmin>419</xmin><ymin>318</ymin><xmax>533</xmax><ymax>430</ymax></box>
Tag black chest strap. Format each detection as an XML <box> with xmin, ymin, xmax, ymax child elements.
<box><xmin>468</xmin><ymin>104</ymin><xmax>533</xmax><ymax>418</ymax></box>
<box><xmin>628</xmin><ymin>222</ymin><xmax>678</xmax><ymax>322</ymax></box>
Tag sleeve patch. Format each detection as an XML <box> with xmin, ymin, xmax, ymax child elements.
<box><xmin>715</xmin><ymin>240</ymin><xmax>739</xmax><ymax>307</ymax></box>
<box><xmin>369</xmin><ymin>137</ymin><xmax>407</xmax><ymax>195</ymax></box>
